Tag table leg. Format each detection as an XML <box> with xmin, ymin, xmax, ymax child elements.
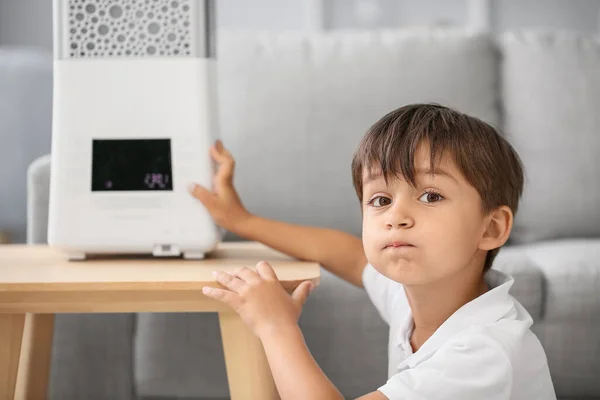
<box><xmin>0</xmin><ymin>314</ymin><xmax>25</xmax><ymax>399</ymax></box>
<box><xmin>219</xmin><ymin>312</ymin><xmax>280</xmax><ymax>400</ymax></box>
<box><xmin>15</xmin><ymin>314</ymin><xmax>54</xmax><ymax>399</ymax></box>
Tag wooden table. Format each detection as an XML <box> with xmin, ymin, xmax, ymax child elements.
<box><xmin>0</xmin><ymin>242</ymin><xmax>320</xmax><ymax>400</ymax></box>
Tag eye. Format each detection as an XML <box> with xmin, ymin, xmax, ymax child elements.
<box><xmin>368</xmin><ymin>196</ymin><xmax>391</xmax><ymax>207</ymax></box>
<box><xmin>419</xmin><ymin>190</ymin><xmax>444</xmax><ymax>204</ymax></box>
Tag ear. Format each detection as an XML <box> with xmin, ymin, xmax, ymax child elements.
<box><xmin>479</xmin><ymin>206</ymin><xmax>513</xmax><ymax>251</ymax></box>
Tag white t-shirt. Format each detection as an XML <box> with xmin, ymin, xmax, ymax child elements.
<box><xmin>362</xmin><ymin>264</ymin><xmax>556</xmax><ymax>400</ymax></box>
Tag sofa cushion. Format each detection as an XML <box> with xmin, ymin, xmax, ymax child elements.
<box><xmin>500</xmin><ymin>32</ymin><xmax>600</xmax><ymax>244</ymax></box>
<box><xmin>516</xmin><ymin>239</ymin><xmax>600</xmax><ymax>323</ymax></box>
<box><xmin>491</xmin><ymin>247</ymin><xmax>544</xmax><ymax>322</ymax></box>
<box><xmin>48</xmin><ymin>314</ymin><xmax>135</xmax><ymax>400</ymax></box>
<box><xmin>505</xmin><ymin>239</ymin><xmax>600</xmax><ymax>397</ymax></box>
<box><xmin>218</xmin><ymin>29</ymin><xmax>500</xmax><ymax>239</ymax></box>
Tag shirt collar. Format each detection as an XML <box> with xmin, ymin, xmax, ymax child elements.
<box><xmin>394</xmin><ymin>269</ymin><xmax>521</xmax><ymax>368</ymax></box>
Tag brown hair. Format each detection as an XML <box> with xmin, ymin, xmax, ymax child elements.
<box><xmin>351</xmin><ymin>103</ymin><xmax>524</xmax><ymax>272</ymax></box>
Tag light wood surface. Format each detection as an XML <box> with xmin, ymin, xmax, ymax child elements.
<box><xmin>0</xmin><ymin>242</ymin><xmax>321</xmax><ymax>313</ymax></box>
<box><xmin>220</xmin><ymin>312</ymin><xmax>280</xmax><ymax>400</ymax></box>
<box><xmin>0</xmin><ymin>314</ymin><xmax>25</xmax><ymax>399</ymax></box>
<box><xmin>0</xmin><ymin>242</ymin><xmax>320</xmax><ymax>400</ymax></box>
<box><xmin>14</xmin><ymin>314</ymin><xmax>54</xmax><ymax>399</ymax></box>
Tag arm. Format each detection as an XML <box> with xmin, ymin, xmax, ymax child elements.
<box><xmin>262</xmin><ymin>324</ymin><xmax>344</xmax><ymax>400</ymax></box>
<box><xmin>204</xmin><ymin>262</ymin><xmax>388</xmax><ymax>400</ymax></box>
<box><xmin>189</xmin><ymin>140</ymin><xmax>368</xmax><ymax>287</ymax></box>
<box><xmin>262</xmin><ymin>324</ymin><xmax>388</xmax><ymax>400</ymax></box>
<box><xmin>238</xmin><ymin>215</ymin><xmax>367</xmax><ymax>287</ymax></box>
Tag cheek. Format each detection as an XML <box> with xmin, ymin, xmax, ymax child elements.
<box><xmin>423</xmin><ymin>212</ymin><xmax>482</xmax><ymax>261</ymax></box>
<box><xmin>362</xmin><ymin>218</ymin><xmax>380</xmax><ymax>258</ymax></box>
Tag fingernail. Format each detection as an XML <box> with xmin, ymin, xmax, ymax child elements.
<box><xmin>212</xmin><ymin>271</ymin><xmax>218</xmax><ymax>278</ymax></box>
<box><xmin>187</xmin><ymin>183</ymin><xmax>196</xmax><ymax>193</ymax></box>
<box><xmin>202</xmin><ymin>287</ymin><xmax>212</xmax><ymax>294</ymax></box>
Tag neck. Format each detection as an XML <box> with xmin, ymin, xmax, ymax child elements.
<box><xmin>404</xmin><ymin>256</ymin><xmax>489</xmax><ymax>350</ymax></box>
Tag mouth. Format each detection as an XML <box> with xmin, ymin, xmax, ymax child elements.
<box><xmin>383</xmin><ymin>241</ymin><xmax>415</xmax><ymax>250</ymax></box>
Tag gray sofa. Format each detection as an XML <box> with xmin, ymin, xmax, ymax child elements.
<box><xmin>5</xmin><ymin>29</ymin><xmax>600</xmax><ymax>399</ymax></box>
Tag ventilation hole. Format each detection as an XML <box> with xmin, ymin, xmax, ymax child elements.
<box><xmin>171</xmin><ymin>1</ymin><xmax>178</xmax><ymax>7</ymax></box>
<box><xmin>148</xmin><ymin>22</ymin><xmax>160</xmax><ymax>34</ymax></box>
<box><xmin>147</xmin><ymin>46</ymin><xmax>156</xmax><ymax>55</ymax></box>
<box><xmin>71</xmin><ymin>43</ymin><xmax>78</xmax><ymax>49</ymax></box>
<box><xmin>85</xmin><ymin>4</ymin><xmax>96</xmax><ymax>13</ymax></box>
<box><xmin>98</xmin><ymin>25</ymin><xmax>109</xmax><ymax>35</ymax></box>
<box><xmin>167</xmin><ymin>33</ymin><xmax>176</xmax><ymax>41</ymax></box>
<box><xmin>136</xmin><ymin>10</ymin><xmax>144</xmax><ymax>18</ymax></box>
<box><xmin>109</xmin><ymin>5</ymin><xmax>123</xmax><ymax>18</ymax></box>
<box><xmin>75</xmin><ymin>13</ymin><xmax>84</xmax><ymax>21</ymax></box>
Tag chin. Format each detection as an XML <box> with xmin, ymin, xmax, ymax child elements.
<box><xmin>371</xmin><ymin>257</ymin><xmax>422</xmax><ymax>284</ymax></box>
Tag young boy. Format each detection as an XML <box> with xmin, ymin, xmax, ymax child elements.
<box><xmin>189</xmin><ymin>104</ymin><xmax>556</xmax><ymax>399</ymax></box>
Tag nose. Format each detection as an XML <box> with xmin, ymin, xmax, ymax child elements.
<box><xmin>386</xmin><ymin>202</ymin><xmax>414</xmax><ymax>230</ymax></box>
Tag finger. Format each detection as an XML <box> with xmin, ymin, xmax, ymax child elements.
<box><xmin>210</xmin><ymin>145</ymin><xmax>235</xmax><ymax>185</ymax></box>
<box><xmin>202</xmin><ymin>286</ymin><xmax>243</xmax><ymax>310</ymax></box>
<box><xmin>256</xmin><ymin>261</ymin><xmax>278</xmax><ymax>281</ymax></box>
<box><xmin>210</xmin><ymin>141</ymin><xmax>235</xmax><ymax>167</ymax></box>
<box><xmin>232</xmin><ymin>266</ymin><xmax>261</xmax><ymax>283</ymax></box>
<box><xmin>213</xmin><ymin>271</ymin><xmax>246</xmax><ymax>293</ymax></box>
<box><xmin>292</xmin><ymin>281</ymin><xmax>315</xmax><ymax>307</ymax></box>
<box><xmin>188</xmin><ymin>183</ymin><xmax>216</xmax><ymax>206</ymax></box>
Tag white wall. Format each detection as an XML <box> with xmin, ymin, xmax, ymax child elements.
<box><xmin>0</xmin><ymin>0</ymin><xmax>54</xmax><ymax>49</ymax></box>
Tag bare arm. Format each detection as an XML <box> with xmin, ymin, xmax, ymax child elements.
<box><xmin>237</xmin><ymin>215</ymin><xmax>367</xmax><ymax>287</ymax></box>
<box><xmin>190</xmin><ymin>140</ymin><xmax>368</xmax><ymax>288</ymax></box>
<box><xmin>262</xmin><ymin>324</ymin><xmax>344</xmax><ymax>400</ymax></box>
<box><xmin>205</xmin><ymin>263</ymin><xmax>388</xmax><ymax>400</ymax></box>
<box><xmin>262</xmin><ymin>324</ymin><xmax>387</xmax><ymax>400</ymax></box>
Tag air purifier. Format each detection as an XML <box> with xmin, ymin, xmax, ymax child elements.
<box><xmin>48</xmin><ymin>0</ymin><xmax>222</xmax><ymax>260</ymax></box>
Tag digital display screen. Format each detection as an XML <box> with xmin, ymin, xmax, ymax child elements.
<box><xmin>91</xmin><ymin>139</ymin><xmax>173</xmax><ymax>191</ymax></box>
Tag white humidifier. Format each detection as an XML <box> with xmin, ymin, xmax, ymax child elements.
<box><xmin>48</xmin><ymin>0</ymin><xmax>222</xmax><ymax>260</ymax></box>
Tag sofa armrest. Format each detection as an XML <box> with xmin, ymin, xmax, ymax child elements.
<box><xmin>27</xmin><ymin>154</ymin><xmax>51</xmax><ymax>244</ymax></box>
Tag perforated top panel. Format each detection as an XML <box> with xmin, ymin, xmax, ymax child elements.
<box><xmin>57</xmin><ymin>0</ymin><xmax>214</xmax><ymax>59</ymax></box>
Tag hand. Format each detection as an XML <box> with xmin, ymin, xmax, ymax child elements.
<box><xmin>188</xmin><ymin>140</ymin><xmax>251</xmax><ymax>234</ymax></box>
<box><xmin>202</xmin><ymin>261</ymin><xmax>316</xmax><ymax>339</ymax></box>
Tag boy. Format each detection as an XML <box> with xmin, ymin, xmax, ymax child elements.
<box><xmin>189</xmin><ymin>104</ymin><xmax>556</xmax><ymax>399</ymax></box>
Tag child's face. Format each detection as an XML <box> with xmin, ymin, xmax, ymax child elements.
<box><xmin>361</xmin><ymin>143</ymin><xmax>490</xmax><ymax>286</ymax></box>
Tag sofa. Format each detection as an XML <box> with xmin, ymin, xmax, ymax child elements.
<box><xmin>4</xmin><ymin>28</ymin><xmax>599</xmax><ymax>399</ymax></box>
